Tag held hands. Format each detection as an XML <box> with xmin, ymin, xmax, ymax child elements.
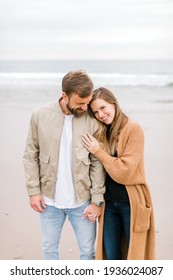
<box><xmin>82</xmin><ymin>203</ymin><xmax>102</xmax><ymax>223</ymax></box>
<box><xmin>82</xmin><ymin>133</ymin><xmax>100</xmax><ymax>154</ymax></box>
<box><xmin>30</xmin><ymin>195</ymin><xmax>102</xmax><ymax>222</ymax></box>
<box><xmin>30</xmin><ymin>194</ymin><xmax>47</xmax><ymax>213</ymax></box>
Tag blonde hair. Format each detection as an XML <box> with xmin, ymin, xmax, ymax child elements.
<box><xmin>89</xmin><ymin>87</ymin><xmax>128</xmax><ymax>155</ymax></box>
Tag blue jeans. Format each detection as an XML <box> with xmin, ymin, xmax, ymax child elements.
<box><xmin>103</xmin><ymin>201</ymin><xmax>130</xmax><ymax>260</ymax></box>
<box><xmin>40</xmin><ymin>201</ymin><xmax>96</xmax><ymax>260</ymax></box>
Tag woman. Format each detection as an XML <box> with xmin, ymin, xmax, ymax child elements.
<box><xmin>82</xmin><ymin>87</ymin><xmax>155</xmax><ymax>260</ymax></box>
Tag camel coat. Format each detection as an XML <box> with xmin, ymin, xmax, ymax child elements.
<box><xmin>95</xmin><ymin>119</ymin><xmax>155</xmax><ymax>260</ymax></box>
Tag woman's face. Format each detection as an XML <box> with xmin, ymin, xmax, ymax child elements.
<box><xmin>90</xmin><ymin>98</ymin><xmax>115</xmax><ymax>125</ymax></box>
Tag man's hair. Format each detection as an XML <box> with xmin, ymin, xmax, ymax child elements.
<box><xmin>62</xmin><ymin>70</ymin><xmax>93</xmax><ymax>98</ymax></box>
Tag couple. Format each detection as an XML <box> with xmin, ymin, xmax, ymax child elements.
<box><xmin>23</xmin><ymin>70</ymin><xmax>155</xmax><ymax>260</ymax></box>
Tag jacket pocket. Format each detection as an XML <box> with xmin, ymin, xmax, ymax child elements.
<box><xmin>134</xmin><ymin>203</ymin><xmax>151</xmax><ymax>233</ymax></box>
<box><xmin>39</xmin><ymin>153</ymin><xmax>50</xmax><ymax>163</ymax></box>
<box><xmin>39</xmin><ymin>153</ymin><xmax>50</xmax><ymax>181</ymax></box>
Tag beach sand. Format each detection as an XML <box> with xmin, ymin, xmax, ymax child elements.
<box><xmin>0</xmin><ymin>87</ymin><xmax>173</xmax><ymax>260</ymax></box>
<box><xmin>0</xmin><ymin>110</ymin><xmax>80</xmax><ymax>260</ymax></box>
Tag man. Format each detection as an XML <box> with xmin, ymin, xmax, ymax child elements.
<box><xmin>23</xmin><ymin>70</ymin><xmax>105</xmax><ymax>260</ymax></box>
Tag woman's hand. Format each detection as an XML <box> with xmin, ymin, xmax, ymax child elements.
<box><xmin>82</xmin><ymin>203</ymin><xmax>102</xmax><ymax>223</ymax></box>
<box><xmin>82</xmin><ymin>132</ymin><xmax>100</xmax><ymax>154</ymax></box>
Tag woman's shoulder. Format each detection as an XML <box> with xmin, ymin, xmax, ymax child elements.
<box><xmin>123</xmin><ymin>119</ymin><xmax>144</xmax><ymax>134</ymax></box>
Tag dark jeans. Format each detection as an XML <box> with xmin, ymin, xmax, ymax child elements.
<box><xmin>103</xmin><ymin>201</ymin><xmax>130</xmax><ymax>260</ymax></box>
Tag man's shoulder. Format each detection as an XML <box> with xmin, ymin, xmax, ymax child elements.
<box><xmin>80</xmin><ymin>112</ymin><xmax>98</xmax><ymax>125</ymax></box>
<box><xmin>33</xmin><ymin>101</ymin><xmax>61</xmax><ymax>115</ymax></box>
<box><xmin>38</xmin><ymin>101</ymin><xmax>59</xmax><ymax>111</ymax></box>
<box><xmin>73</xmin><ymin>112</ymin><xmax>99</xmax><ymax>132</ymax></box>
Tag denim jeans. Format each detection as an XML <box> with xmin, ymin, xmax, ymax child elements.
<box><xmin>103</xmin><ymin>201</ymin><xmax>130</xmax><ymax>260</ymax></box>
<box><xmin>40</xmin><ymin>200</ymin><xmax>96</xmax><ymax>260</ymax></box>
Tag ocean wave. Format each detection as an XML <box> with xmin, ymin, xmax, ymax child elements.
<box><xmin>0</xmin><ymin>72</ymin><xmax>173</xmax><ymax>87</ymax></box>
<box><xmin>167</xmin><ymin>82</ymin><xmax>173</xmax><ymax>87</ymax></box>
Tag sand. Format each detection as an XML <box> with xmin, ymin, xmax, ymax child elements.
<box><xmin>0</xmin><ymin>99</ymin><xmax>173</xmax><ymax>260</ymax></box>
<box><xmin>0</xmin><ymin>110</ymin><xmax>80</xmax><ymax>260</ymax></box>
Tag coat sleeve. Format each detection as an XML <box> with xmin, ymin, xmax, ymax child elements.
<box><xmin>89</xmin><ymin>118</ymin><xmax>106</xmax><ymax>203</ymax></box>
<box><xmin>89</xmin><ymin>153</ymin><xmax>106</xmax><ymax>204</ymax></box>
<box><xmin>94</xmin><ymin>122</ymin><xmax>145</xmax><ymax>185</ymax></box>
<box><xmin>23</xmin><ymin>111</ymin><xmax>41</xmax><ymax>196</ymax></box>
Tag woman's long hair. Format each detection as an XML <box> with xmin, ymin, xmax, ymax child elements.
<box><xmin>89</xmin><ymin>87</ymin><xmax>128</xmax><ymax>155</ymax></box>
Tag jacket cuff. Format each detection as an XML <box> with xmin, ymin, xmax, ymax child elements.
<box><xmin>91</xmin><ymin>194</ymin><xmax>104</xmax><ymax>205</ymax></box>
<box><xmin>27</xmin><ymin>186</ymin><xmax>41</xmax><ymax>197</ymax></box>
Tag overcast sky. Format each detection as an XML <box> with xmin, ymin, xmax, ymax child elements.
<box><xmin>0</xmin><ymin>0</ymin><xmax>173</xmax><ymax>60</ymax></box>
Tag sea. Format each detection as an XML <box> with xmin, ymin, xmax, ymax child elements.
<box><xmin>0</xmin><ymin>59</ymin><xmax>173</xmax><ymax>112</ymax></box>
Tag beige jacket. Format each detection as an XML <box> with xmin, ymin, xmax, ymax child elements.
<box><xmin>23</xmin><ymin>101</ymin><xmax>105</xmax><ymax>204</ymax></box>
<box><xmin>95</xmin><ymin>120</ymin><xmax>155</xmax><ymax>260</ymax></box>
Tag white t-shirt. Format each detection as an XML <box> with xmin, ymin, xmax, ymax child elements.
<box><xmin>44</xmin><ymin>114</ymin><xmax>84</xmax><ymax>208</ymax></box>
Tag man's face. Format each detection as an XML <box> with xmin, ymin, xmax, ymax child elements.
<box><xmin>67</xmin><ymin>93</ymin><xmax>93</xmax><ymax>117</ymax></box>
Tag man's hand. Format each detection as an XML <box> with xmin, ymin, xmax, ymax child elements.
<box><xmin>29</xmin><ymin>194</ymin><xmax>46</xmax><ymax>213</ymax></box>
<box><xmin>82</xmin><ymin>203</ymin><xmax>103</xmax><ymax>223</ymax></box>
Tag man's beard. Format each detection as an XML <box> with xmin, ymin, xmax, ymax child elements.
<box><xmin>67</xmin><ymin>103</ymin><xmax>86</xmax><ymax>117</ymax></box>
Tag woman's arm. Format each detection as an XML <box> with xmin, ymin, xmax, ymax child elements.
<box><xmin>82</xmin><ymin>123</ymin><xmax>145</xmax><ymax>185</ymax></box>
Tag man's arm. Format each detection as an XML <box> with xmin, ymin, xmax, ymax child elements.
<box><xmin>83</xmin><ymin>153</ymin><xmax>105</xmax><ymax>222</ymax></box>
<box><xmin>89</xmin><ymin>152</ymin><xmax>105</xmax><ymax>204</ymax></box>
<box><xmin>23</xmin><ymin>112</ymin><xmax>43</xmax><ymax>209</ymax></box>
